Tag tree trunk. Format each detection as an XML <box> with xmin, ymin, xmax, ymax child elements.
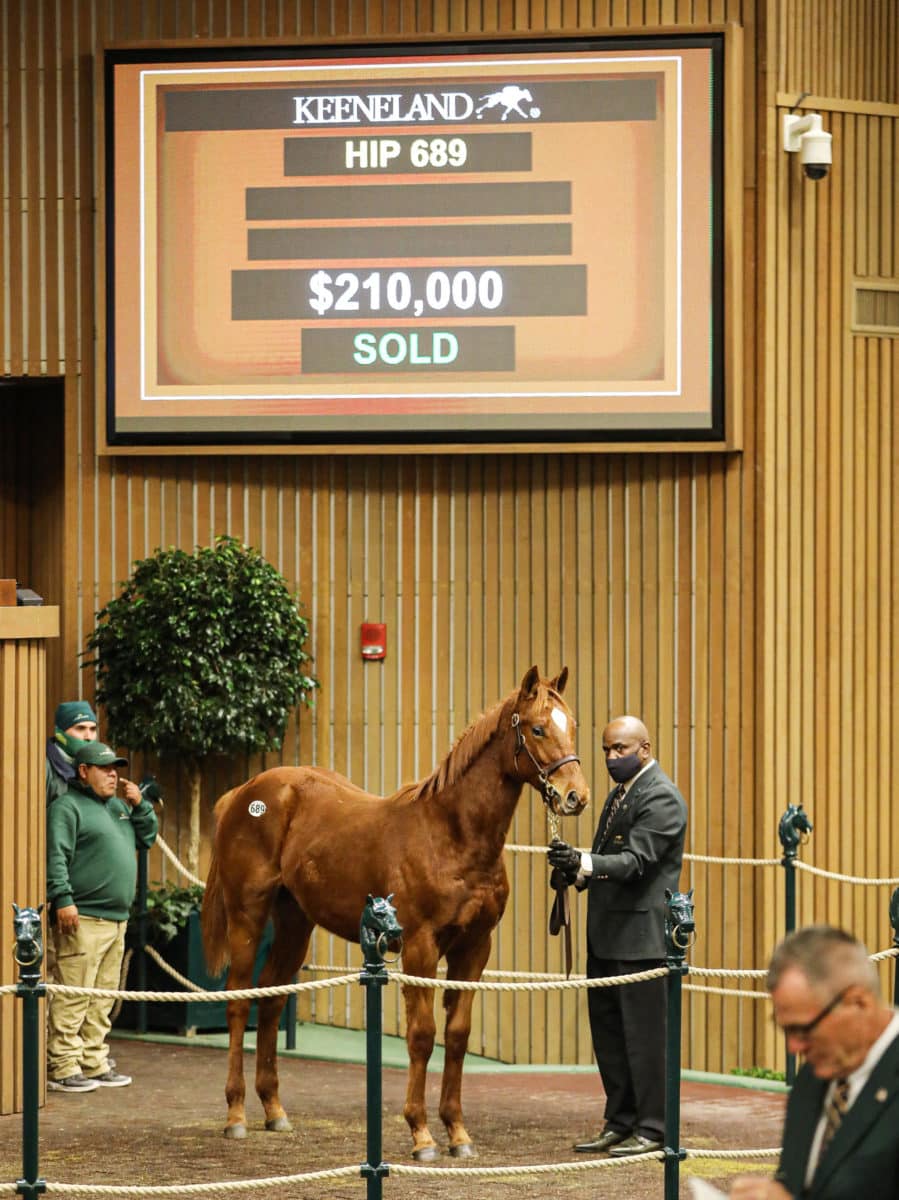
<box><xmin>185</xmin><ymin>758</ymin><xmax>202</xmax><ymax>877</ymax></box>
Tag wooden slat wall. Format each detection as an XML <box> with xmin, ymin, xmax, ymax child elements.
<box><xmin>755</xmin><ymin>0</ymin><xmax>899</xmax><ymax>1071</ymax></box>
<box><xmin>1</xmin><ymin>0</ymin><xmax>896</xmax><ymax>1076</ymax></box>
<box><xmin>0</xmin><ymin>610</ymin><xmax>58</xmax><ymax>1115</ymax></box>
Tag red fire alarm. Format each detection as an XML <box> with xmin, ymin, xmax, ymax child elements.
<box><xmin>361</xmin><ymin>622</ymin><xmax>387</xmax><ymax>660</ymax></box>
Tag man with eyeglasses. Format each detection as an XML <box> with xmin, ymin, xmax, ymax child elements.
<box><xmin>731</xmin><ymin>925</ymin><xmax>899</xmax><ymax>1199</ymax></box>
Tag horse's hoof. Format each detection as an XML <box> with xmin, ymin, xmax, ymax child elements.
<box><xmin>449</xmin><ymin>1142</ymin><xmax>476</xmax><ymax>1159</ymax></box>
<box><xmin>412</xmin><ymin>1144</ymin><xmax>439</xmax><ymax>1162</ymax></box>
<box><xmin>223</xmin><ymin>1123</ymin><xmax>247</xmax><ymax>1140</ymax></box>
<box><xmin>264</xmin><ymin>1116</ymin><xmax>293</xmax><ymax>1133</ymax></box>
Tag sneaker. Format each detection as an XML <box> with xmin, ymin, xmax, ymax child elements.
<box><xmin>48</xmin><ymin>1073</ymin><xmax>100</xmax><ymax>1093</ymax></box>
<box><xmin>87</xmin><ymin>1069</ymin><xmax>132</xmax><ymax>1087</ymax></box>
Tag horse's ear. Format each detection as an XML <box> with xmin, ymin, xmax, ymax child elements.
<box><xmin>687</xmin><ymin>889</ymin><xmax>694</xmax><ymax>900</ymax></box>
<box><xmin>518</xmin><ymin>665</ymin><xmax>540</xmax><ymax>699</ymax></box>
<box><xmin>386</xmin><ymin>893</ymin><xmax>394</xmax><ymax>904</ymax></box>
<box><xmin>665</xmin><ymin>889</ymin><xmax>673</xmax><ymax>900</ymax></box>
<box><xmin>12</xmin><ymin>903</ymin><xmax>20</xmax><ymax>916</ymax></box>
<box><xmin>366</xmin><ymin>893</ymin><xmax>374</xmax><ymax>904</ymax></box>
<box><xmin>550</xmin><ymin>667</ymin><xmax>569</xmax><ymax>694</ymax></box>
<box><xmin>37</xmin><ymin>903</ymin><xmax>44</xmax><ymax>914</ymax></box>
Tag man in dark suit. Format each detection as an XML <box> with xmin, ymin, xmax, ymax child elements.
<box><xmin>548</xmin><ymin>714</ymin><xmax>687</xmax><ymax>1156</ymax></box>
<box><xmin>731</xmin><ymin>925</ymin><xmax>899</xmax><ymax>1200</ymax></box>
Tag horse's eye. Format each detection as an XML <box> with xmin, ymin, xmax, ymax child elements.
<box><xmin>532</xmin><ymin>725</ymin><xmax>545</xmax><ymax>737</ymax></box>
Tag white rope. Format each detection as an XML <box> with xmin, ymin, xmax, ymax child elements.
<box><xmin>45</xmin><ymin>974</ymin><xmax>359</xmax><ymax>1002</ymax></box>
<box><xmin>36</xmin><ymin>1164</ymin><xmax>361</xmax><ymax>1195</ymax></box>
<box><xmin>155</xmin><ymin>834</ymin><xmax>205</xmax><ymax>887</ymax></box>
<box><xmin>685</xmin><ymin>853</ymin><xmax>782</xmax><ymax>867</ymax></box>
<box><xmin>0</xmin><ymin>1146</ymin><xmax>785</xmax><ymax>1196</ymax></box>
<box><xmin>871</xmin><ymin>947</ymin><xmax>899</xmax><ymax>961</ymax></box>
<box><xmin>685</xmin><ymin>1148</ymin><xmax>781</xmax><ymax>1160</ymax></box>
<box><xmin>686</xmin><ymin>983</ymin><xmax>769</xmax><ymax>999</ymax></box>
<box><xmin>390</xmin><ymin>966</ymin><xmax>669</xmax><ymax>991</ymax></box>
<box><xmin>144</xmin><ymin>943</ymin><xmax>206</xmax><ymax>991</ymax></box>
<box><xmin>794</xmin><ymin>861</ymin><xmax>899</xmax><ymax>885</ymax></box>
<box><xmin>389</xmin><ymin>1153</ymin><xmax>665</xmax><ymax>1175</ymax></box>
<box><xmin>691</xmin><ymin>966</ymin><xmax>768</xmax><ymax>979</ymax></box>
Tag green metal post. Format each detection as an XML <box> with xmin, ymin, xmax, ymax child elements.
<box><xmin>889</xmin><ymin>887</ymin><xmax>899</xmax><ymax>1008</ymax></box>
<box><xmin>778</xmin><ymin>806</ymin><xmax>812</xmax><ymax>1087</ymax></box>
<box><xmin>359</xmin><ymin>898</ymin><xmax>401</xmax><ymax>1200</ymax></box>
<box><xmin>136</xmin><ymin>845</ymin><xmax>148</xmax><ymax>1034</ymax></box>
<box><xmin>663</xmin><ymin>890</ymin><xmax>693</xmax><ymax>1200</ymax></box>
<box><xmin>13</xmin><ymin>907</ymin><xmax>47</xmax><ymax>1199</ymax></box>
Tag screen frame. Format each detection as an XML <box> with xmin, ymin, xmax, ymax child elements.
<box><xmin>97</xmin><ymin>28</ymin><xmax>742</xmax><ymax>455</ymax></box>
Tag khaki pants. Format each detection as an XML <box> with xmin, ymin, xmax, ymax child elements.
<box><xmin>47</xmin><ymin>916</ymin><xmax>125</xmax><ymax>1081</ymax></box>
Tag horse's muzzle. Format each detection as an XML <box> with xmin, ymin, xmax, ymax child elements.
<box><xmin>559</xmin><ymin>789</ymin><xmax>588</xmax><ymax>816</ymax></box>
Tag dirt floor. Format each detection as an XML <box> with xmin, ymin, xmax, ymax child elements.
<box><xmin>0</xmin><ymin>1038</ymin><xmax>785</xmax><ymax>1199</ymax></box>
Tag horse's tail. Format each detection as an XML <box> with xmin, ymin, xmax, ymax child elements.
<box><xmin>200</xmin><ymin>789</ymin><xmax>235</xmax><ymax>975</ymax></box>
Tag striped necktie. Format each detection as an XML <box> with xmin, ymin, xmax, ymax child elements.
<box><xmin>817</xmin><ymin>1076</ymin><xmax>850</xmax><ymax>1162</ymax></box>
<box><xmin>602</xmin><ymin>783</ymin><xmax>626</xmax><ymax>835</ymax></box>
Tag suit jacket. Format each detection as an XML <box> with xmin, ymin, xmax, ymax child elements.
<box><xmin>578</xmin><ymin>761</ymin><xmax>687</xmax><ymax>960</ymax></box>
<box><xmin>775</xmin><ymin>1030</ymin><xmax>899</xmax><ymax>1199</ymax></box>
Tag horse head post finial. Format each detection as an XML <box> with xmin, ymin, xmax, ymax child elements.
<box><xmin>664</xmin><ymin>888</ymin><xmax>695</xmax><ymax>965</ymax></box>
<box><xmin>12</xmin><ymin>903</ymin><xmax>45</xmax><ymax>987</ymax></box>
<box><xmin>778</xmin><ymin>803</ymin><xmax>813</xmax><ymax>860</ymax></box>
<box><xmin>359</xmin><ymin>894</ymin><xmax>403</xmax><ymax>974</ymax></box>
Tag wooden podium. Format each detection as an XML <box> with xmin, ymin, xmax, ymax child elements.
<box><xmin>0</xmin><ymin>606</ymin><xmax>59</xmax><ymax>1114</ymax></box>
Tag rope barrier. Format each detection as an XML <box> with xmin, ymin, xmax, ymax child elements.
<box><xmin>155</xmin><ymin>833</ymin><xmax>205</xmax><ymax>887</ymax></box>
<box><xmin>794</xmin><ymin>861</ymin><xmax>899</xmax><ymax>886</ymax></box>
<box><xmin>31</xmin><ymin>1164</ymin><xmax>362</xmax><ymax>1195</ymax></box>
<box><xmin>10</xmin><ymin>1146</ymin><xmax>785</xmax><ymax>1195</ymax></box>
<box><xmin>685</xmin><ymin>983</ymin><xmax>769</xmax><ymax>999</ymax></box>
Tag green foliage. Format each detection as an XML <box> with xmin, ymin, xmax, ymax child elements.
<box><xmin>84</xmin><ymin>535</ymin><xmax>319</xmax><ymax>759</ymax></box>
<box><xmin>129</xmin><ymin>881</ymin><xmax>205</xmax><ymax>946</ymax></box>
<box><xmin>730</xmin><ymin>1066</ymin><xmax>787</xmax><ymax>1082</ymax></box>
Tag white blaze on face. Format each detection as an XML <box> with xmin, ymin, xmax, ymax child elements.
<box><xmin>550</xmin><ymin>707</ymin><xmax>568</xmax><ymax>734</ymax></box>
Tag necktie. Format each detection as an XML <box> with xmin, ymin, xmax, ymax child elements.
<box><xmin>602</xmin><ymin>784</ymin><xmax>626</xmax><ymax>835</ymax></box>
<box><xmin>817</xmin><ymin>1077</ymin><xmax>850</xmax><ymax>1162</ymax></box>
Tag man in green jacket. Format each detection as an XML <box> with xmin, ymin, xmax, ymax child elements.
<box><xmin>46</xmin><ymin>741</ymin><xmax>158</xmax><ymax>1093</ymax></box>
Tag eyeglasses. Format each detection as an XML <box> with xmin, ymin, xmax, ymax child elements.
<box><xmin>778</xmin><ymin>986</ymin><xmax>850</xmax><ymax>1041</ymax></box>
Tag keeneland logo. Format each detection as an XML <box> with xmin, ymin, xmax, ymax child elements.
<box><xmin>291</xmin><ymin>84</ymin><xmax>541</xmax><ymax>126</ymax></box>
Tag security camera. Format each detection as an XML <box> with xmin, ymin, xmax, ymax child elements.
<box><xmin>783</xmin><ymin>112</ymin><xmax>833</xmax><ymax>180</ymax></box>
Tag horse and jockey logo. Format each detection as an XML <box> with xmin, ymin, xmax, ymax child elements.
<box><xmin>475</xmin><ymin>85</ymin><xmax>541</xmax><ymax>121</ymax></box>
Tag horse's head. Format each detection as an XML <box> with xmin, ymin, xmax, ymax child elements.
<box><xmin>12</xmin><ymin>903</ymin><xmax>44</xmax><ymax>968</ymax></box>
<box><xmin>360</xmin><ymin>893</ymin><xmax>404</xmax><ymax>963</ymax></box>
<box><xmin>778</xmin><ymin>803</ymin><xmax>813</xmax><ymax>854</ymax></box>
<box><xmin>511</xmin><ymin>666</ymin><xmax>590</xmax><ymax>818</ymax></box>
<box><xmin>664</xmin><ymin>888</ymin><xmax>695</xmax><ymax>951</ymax></box>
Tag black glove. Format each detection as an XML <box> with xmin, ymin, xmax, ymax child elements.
<box><xmin>549</xmin><ymin>866</ymin><xmax>577</xmax><ymax>890</ymax></box>
<box><xmin>547</xmin><ymin>839</ymin><xmax>581</xmax><ymax>883</ymax></box>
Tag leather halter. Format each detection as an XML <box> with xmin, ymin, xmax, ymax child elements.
<box><xmin>510</xmin><ymin>712</ymin><xmax>580</xmax><ymax>809</ymax></box>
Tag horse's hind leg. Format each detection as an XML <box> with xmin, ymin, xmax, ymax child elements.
<box><xmin>254</xmin><ymin>888</ymin><xmax>313</xmax><ymax>1132</ymax></box>
<box><xmin>222</xmin><ymin>897</ymin><xmax>272</xmax><ymax>1139</ymax></box>
<box><xmin>439</xmin><ymin>933</ymin><xmax>493</xmax><ymax>1157</ymax></box>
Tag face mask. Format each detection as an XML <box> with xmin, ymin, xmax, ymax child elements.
<box><xmin>56</xmin><ymin>730</ymin><xmax>90</xmax><ymax>758</ymax></box>
<box><xmin>606</xmin><ymin>752</ymin><xmax>643</xmax><ymax>783</ymax></box>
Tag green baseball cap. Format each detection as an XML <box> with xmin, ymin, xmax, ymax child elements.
<box><xmin>74</xmin><ymin>741</ymin><xmax>127</xmax><ymax>769</ymax></box>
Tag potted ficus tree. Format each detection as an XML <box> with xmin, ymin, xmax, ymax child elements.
<box><xmin>84</xmin><ymin>534</ymin><xmax>319</xmax><ymax>875</ymax></box>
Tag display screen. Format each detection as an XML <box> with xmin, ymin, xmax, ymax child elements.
<box><xmin>102</xmin><ymin>35</ymin><xmax>726</xmax><ymax>447</ymax></box>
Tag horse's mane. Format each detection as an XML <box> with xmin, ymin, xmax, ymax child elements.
<box><xmin>406</xmin><ymin>680</ymin><xmax>564</xmax><ymax>803</ymax></box>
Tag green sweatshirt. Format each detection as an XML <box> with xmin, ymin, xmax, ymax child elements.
<box><xmin>46</xmin><ymin>782</ymin><xmax>158</xmax><ymax>921</ymax></box>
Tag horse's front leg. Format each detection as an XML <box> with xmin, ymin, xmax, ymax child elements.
<box><xmin>439</xmin><ymin>933</ymin><xmax>494</xmax><ymax>1157</ymax></box>
<box><xmin>401</xmin><ymin>937</ymin><xmax>439</xmax><ymax>1161</ymax></box>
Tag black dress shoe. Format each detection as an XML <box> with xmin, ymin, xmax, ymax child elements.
<box><xmin>608</xmin><ymin>1133</ymin><xmax>664</xmax><ymax>1157</ymax></box>
<box><xmin>572</xmin><ymin>1128</ymin><xmax>629</xmax><ymax>1153</ymax></box>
